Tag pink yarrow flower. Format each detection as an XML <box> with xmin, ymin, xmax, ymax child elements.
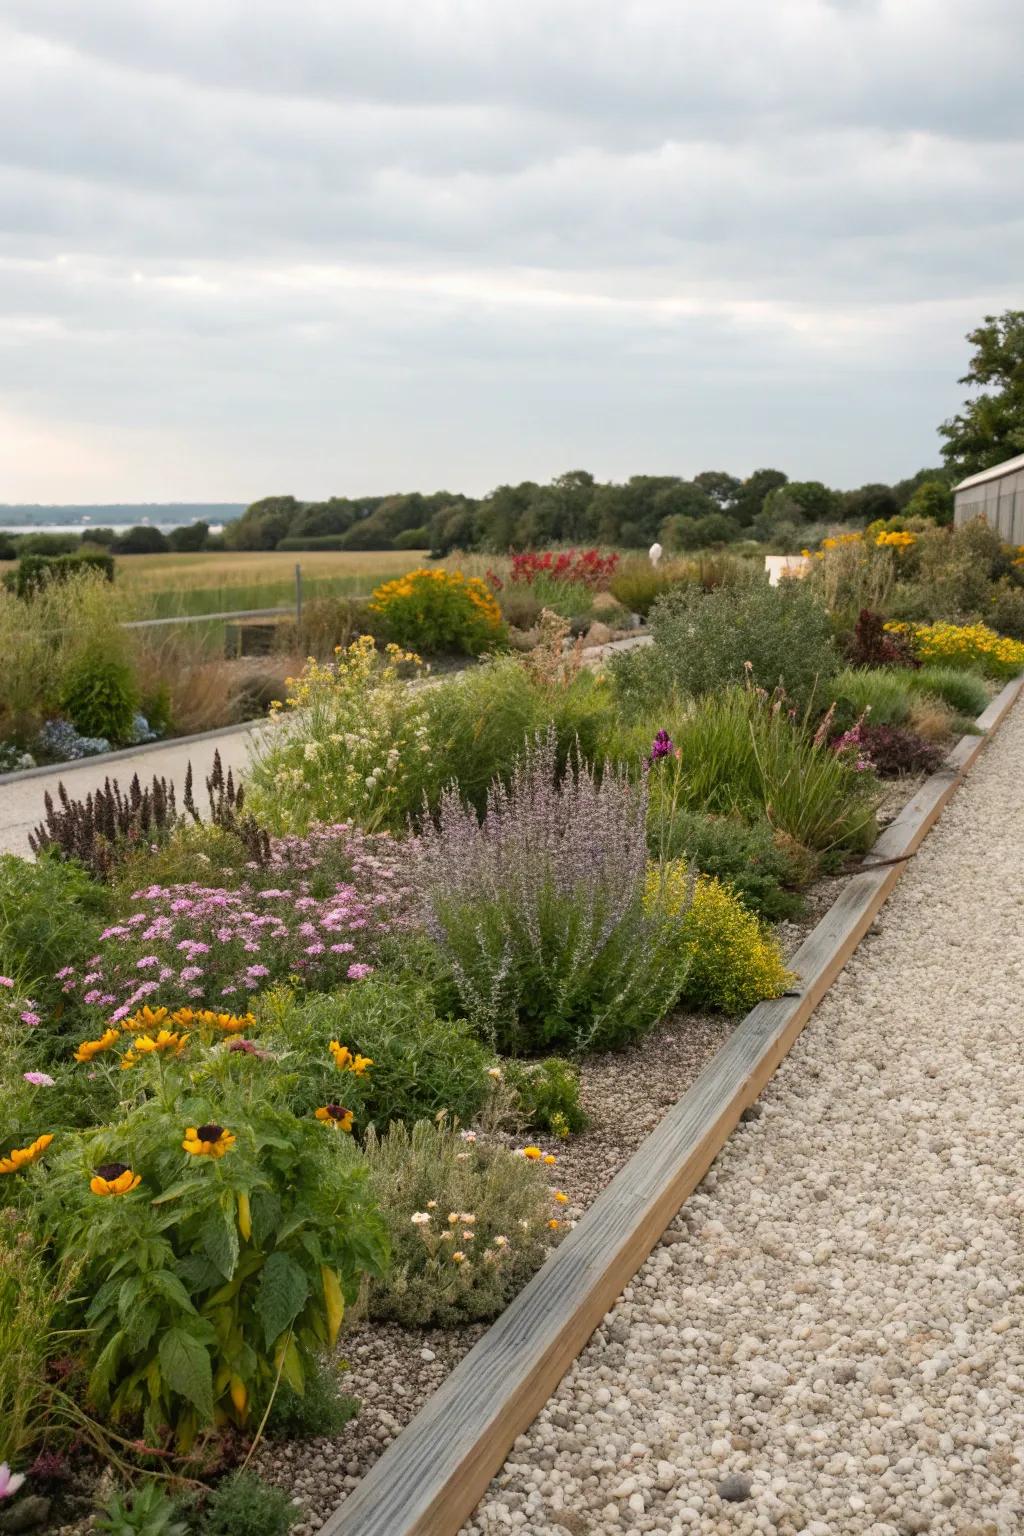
<box><xmin>23</xmin><ymin>1071</ymin><xmax>55</xmax><ymax>1087</ymax></box>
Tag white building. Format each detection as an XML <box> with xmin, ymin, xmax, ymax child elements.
<box><xmin>953</xmin><ymin>452</ymin><xmax>1024</xmax><ymax>543</ymax></box>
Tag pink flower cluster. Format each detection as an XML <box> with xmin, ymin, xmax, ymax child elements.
<box><xmin>57</xmin><ymin>825</ymin><xmax>412</xmax><ymax>1020</ymax></box>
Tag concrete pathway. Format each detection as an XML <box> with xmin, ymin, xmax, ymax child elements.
<box><xmin>464</xmin><ymin>696</ymin><xmax>1024</xmax><ymax>1536</ymax></box>
<box><xmin>0</xmin><ymin>722</ymin><xmax>263</xmax><ymax>857</ymax></box>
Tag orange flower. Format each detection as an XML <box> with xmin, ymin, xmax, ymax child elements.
<box><xmin>182</xmin><ymin>1123</ymin><xmax>235</xmax><ymax>1158</ymax></box>
<box><xmin>90</xmin><ymin>1162</ymin><xmax>142</xmax><ymax>1196</ymax></box>
<box><xmin>314</xmin><ymin>1104</ymin><xmax>354</xmax><ymax>1133</ymax></box>
<box><xmin>74</xmin><ymin>1028</ymin><xmax>120</xmax><ymax>1063</ymax></box>
<box><xmin>0</xmin><ymin>1133</ymin><xmax>53</xmax><ymax>1174</ymax></box>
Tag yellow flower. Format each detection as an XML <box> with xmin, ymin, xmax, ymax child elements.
<box><xmin>122</xmin><ymin>1005</ymin><xmax>170</xmax><ymax>1034</ymax></box>
<box><xmin>553</xmin><ymin>1191</ymin><xmax>569</xmax><ymax>1204</ymax></box>
<box><xmin>0</xmin><ymin>1133</ymin><xmax>53</xmax><ymax>1174</ymax></box>
<box><xmin>133</xmin><ymin>1029</ymin><xmax>189</xmax><ymax>1058</ymax></box>
<box><xmin>314</xmin><ymin>1104</ymin><xmax>354</xmax><ymax>1133</ymax></box>
<box><xmin>329</xmin><ymin>1040</ymin><xmax>353</xmax><ymax>1070</ymax></box>
<box><xmin>351</xmin><ymin>1053</ymin><xmax>373</xmax><ymax>1075</ymax></box>
<box><xmin>451</xmin><ymin>1250</ymin><xmax>467</xmax><ymax>1264</ymax></box>
<box><xmin>182</xmin><ymin>1123</ymin><xmax>235</xmax><ymax>1158</ymax></box>
<box><xmin>90</xmin><ymin>1162</ymin><xmax>142</xmax><ymax>1196</ymax></box>
<box><xmin>543</xmin><ymin>1154</ymin><xmax>557</xmax><ymax>1166</ymax></box>
<box><xmin>74</xmin><ymin>1028</ymin><xmax>120</xmax><ymax>1063</ymax></box>
<box><xmin>521</xmin><ymin>1145</ymin><xmax>542</xmax><ymax>1160</ymax></box>
<box><xmin>548</xmin><ymin>1218</ymin><xmax>560</xmax><ymax>1230</ymax></box>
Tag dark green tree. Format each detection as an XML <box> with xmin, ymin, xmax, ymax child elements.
<box><xmin>904</xmin><ymin>479</ymin><xmax>953</xmax><ymax>525</ymax></box>
<box><xmin>113</xmin><ymin>524</ymin><xmax>170</xmax><ymax>554</ymax></box>
<box><xmin>940</xmin><ymin>311</ymin><xmax>1024</xmax><ymax>477</ymax></box>
<box><xmin>167</xmin><ymin>520</ymin><xmax>209</xmax><ymax>552</ymax></box>
<box><xmin>730</xmin><ymin>468</ymin><xmax>789</xmax><ymax>526</ymax></box>
<box><xmin>693</xmin><ymin>470</ymin><xmax>741</xmax><ymax>509</ymax></box>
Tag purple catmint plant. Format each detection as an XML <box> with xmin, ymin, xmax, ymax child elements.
<box><xmin>414</xmin><ymin>730</ymin><xmax>686</xmax><ymax>1054</ymax></box>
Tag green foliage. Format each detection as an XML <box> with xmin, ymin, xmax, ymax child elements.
<box><xmin>650</xmin><ymin>862</ymin><xmax>793</xmax><ymax>1015</ymax></box>
<box><xmin>0</xmin><ymin>1220</ymin><xmax>72</xmax><ymax>1470</ymax></box>
<box><xmin>905</xmin><ymin>665</ymin><xmax>990</xmax><ymax>718</ymax></box>
<box><xmin>260</xmin><ymin>979</ymin><xmax>493</xmax><ymax>1133</ymax></box>
<box><xmin>0</xmin><ymin>852</ymin><xmax>108</xmax><ymax>1012</ymax></box>
<box><xmin>37</xmin><ymin>1044</ymin><xmax>388</xmax><ymax>1449</ymax></box>
<box><xmin>363</xmin><ymin>1119</ymin><xmax>557</xmax><ymax>1327</ymax></box>
<box><xmin>904</xmin><ymin>479</ymin><xmax>953</xmax><ymax>525</ymax></box>
<box><xmin>619</xmin><ymin>577</ymin><xmax>839</xmax><ymax>711</ymax></box>
<box><xmin>653</xmin><ymin>808</ymin><xmax>807</xmax><ymax>921</ymax></box>
<box><xmin>504</xmin><ymin>1057</ymin><xmax>588</xmax><ymax>1137</ymax></box>
<box><xmin>608</xmin><ymin>563</ymin><xmax>686</xmax><ymax>617</ymax></box>
<box><xmin>989</xmin><ymin>580</ymin><xmax>1024</xmax><ymax>640</ymax></box>
<box><xmin>2</xmin><ymin>549</ymin><xmax>114</xmax><ymax>598</ymax></box>
<box><xmin>940</xmin><ymin>310</ymin><xmax>1024</xmax><ymax>476</ymax></box>
<box><xmin>95</xmin><ymin>1481</ymin><xmax>190</xmax><ymax>1536</ymax></box>
<box><xmin>198</xmin><ymin>1472</ymin><xmax>296</xmax><ymax>1536</ymax></box>
<box><xmin>828</xmin><ymin>667</ymin><xmax>913</xmax><ymax>734</ymax></box>
<box><xmin>266</xmin><ymin>1358</ymin><xmax>359</xmax><ymax>1438</ymax></box>
<box><xmin>60</xmin><ymin>653</ymin><xmax>140</xmax><ymax>743</ymax></box>
<box><xmin>634</xmin><ymin>689</ymin><xmax>879</xmax><ymax>858</ymax></box>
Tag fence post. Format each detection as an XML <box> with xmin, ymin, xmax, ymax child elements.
<box><xmin>295</xmin><ymin>562</ymin><xmax>303</xmax><ymax>650</ymax></box>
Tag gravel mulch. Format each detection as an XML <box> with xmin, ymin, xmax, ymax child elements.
<box><xmin>462</xmin><ymin>697</ymin><xmax>1024</xmax><ymax>1535</ymax></box>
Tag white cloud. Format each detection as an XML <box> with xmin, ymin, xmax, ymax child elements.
<box><xmin>0</xmin><ymin>0</ymin><xmax>1021</xmax><ymax>499</ymax></box>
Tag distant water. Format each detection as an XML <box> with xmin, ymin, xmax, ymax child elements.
<box><xmin>0</xmin><ymin>522</ymin><xmax>223</xmax><ymax>536</ymax></box>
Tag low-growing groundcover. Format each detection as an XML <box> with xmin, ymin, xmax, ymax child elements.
<box><xmin>0</xmin><ymin>552</ymin><xmax>1016</xmax><ymax>1529</ymax></box>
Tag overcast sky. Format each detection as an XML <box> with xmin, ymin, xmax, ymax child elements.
<box><xmin>1</xmin><ymin>0</ymin><xmax>1022</xmax><ymax>503</ymax></box>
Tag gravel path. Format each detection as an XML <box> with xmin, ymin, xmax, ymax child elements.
<box><xmin>463</xmin><ymin>697</ymin><xmax>1024</xmax><ymax>1536</ymax></box>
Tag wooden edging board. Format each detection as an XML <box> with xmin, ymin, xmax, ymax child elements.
<box><xmin>320</xmin><ymin>674</ymin><xmax>1024</xmax><ymax>1536</ymax></box>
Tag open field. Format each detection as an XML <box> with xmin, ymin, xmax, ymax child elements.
<box><xmin>0</xmin><ymin>548</ymin><xmax>435</xmax><ymax>620</ymax></box>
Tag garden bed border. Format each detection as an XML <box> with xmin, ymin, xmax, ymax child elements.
<box><xmin>319</xmin><ymin>674</ymin><xmax>1024</xmax><ymax>1536</ymax></box>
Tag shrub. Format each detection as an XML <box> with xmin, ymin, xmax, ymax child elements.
<box><xmin>369</xmin><ymin>568</ymin><xmax>505</xmax><ymax>655</ymax></box>
<box><xmin>503</xmin><ymin>1057</ymin><xmax>588</xmax><ymax>1137</ymax></box>
<box><xmin>832</xmin><ymin>721</ymin><xmax>944</xmax><ymax>778</ymax></box>
<box><xmin>57</xmin><ymin>827</ymin><xmax>408</xmax><ymax>1022</ymax></box>
<box><xmin>363</xmin><ymin>1119</ymin><xmax>558</xmax><ymax>1327</ymax></box>
<box><xmin>415</xmin><ymin>731</ymin><xmax>689</xmax><ymax>1054</ymax></box>
<box><xmin>0</xmin><ymin>1221</ymin><xmax>75</xmax><ymax>1473</ymax></box>
<box><xmin>421</xmin><ymin>652</ymin><xmax>615</xmax><ymax>818</ymax></box>
<box><xmin>618</xmin><ymin>577</ymin><xmax>839</xmax><ymax>711</ymax></box>
<box><xmin>647</xmin><ymin>861</ymin><xmax>793</xmax><ymax>1015</ymax></box>
<box><xmin>508</xmin><ymin>550</ymin><xmax>619</xmax><ymax>589</ymax></box>
<box><xmin>638</xmin><ymin>692</ymin><xmax>880</xmax><ymax>858</ymax></box>
<box><xmin>2</xmin><ymin>549</ymin><xmax>114</xmax><ymax>598</ymax></box>
<box><xmin>266</xmin><ymin>1358</ymin><xmax>358</xmax><ymax>1439</ymax></box>
<box><xmin>95</xmin><ymin>1482</ymin><xmax>189</xmax><ymax>1536</ymax></box>
<box><xmin>38</xmin><ymin>1051</ymin><xmax>387</xmax><ymax>1448</ymax></box>
<box><xmin>199</xmin><ymin>1472</ymin><xmax>297</xmax><ymax>1536</ymax></box>
<box><xmin>905</xmin><ymin>666</ymin><xmax>989</xmax><ymax>718</ymax></box>
<box><xmin>828</xmin><ymin>667</ymin><xmax>914</xmax><ymax>734</ymax></box>
<box><xmin>245</xmin><ymin>636</ymin><xmax>431</xmax><ymax>833</ymax></box>
<box><xmin>609</xmin><ymin>563</ymin><xmax>688</xmax><ymax>618</ymax></box>
<box><xmin>652</xmin><ymin>809</ymin><xmax>807</xmax><ymax>921</ymax></box>
<box><xmin>886</xmin><ymin>620</ymin><xmax>1024</xmax><ymax>679</ymax></box>
<box><xmin>59</xmin><ymin>654</ymin><xmax>138</xmax><ymax>744</ymax></box>
<box><xmin>845</xmin><ymin>608</ymin><xmax>919</xmax><ymax>669</ymax></box>
<box><xmin>260</xmin><ymin>979</ymin><xmax>493</xmax><ymax>1134</ymax></box>
<box><xmin>989</xmin><ymin>580</ymin><xmax>1024</xmax><ymax>640</ymax></box>
<box><xmin>0</xmin><ymin>853</ymin><xmax>109</xmax><ymax>1012</ymax></box>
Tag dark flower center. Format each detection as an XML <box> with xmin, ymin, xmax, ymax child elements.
<box><xmin>96</xmin><ymin>1162</ymin><xmax>129</xmax><ymax>1181</ymax></box>
<box><xmin>325</xmin><ymin>1104</ymin><xmax>349</xmax><ymax>1120</ymax></box>
<box><xmin>197</xmin><ymin>1124</ymin><xmax>223</xmax><ymax>1142</ymax></box>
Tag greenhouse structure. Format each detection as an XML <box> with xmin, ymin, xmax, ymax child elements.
<box><xmin>954</xmin><ymin>452</ymin><xmax>1024</xmax><ymax>542</ymax></box>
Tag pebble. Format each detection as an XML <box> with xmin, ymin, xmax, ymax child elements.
<box><xmin>460</xmin><ymin>699</ymin><xmax>1024</xmax><ymax>1533</ymax></box>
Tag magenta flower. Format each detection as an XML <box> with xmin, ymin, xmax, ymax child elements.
<box><xmin>648</xmin><ymin>729</ymin><xmax>676</xmax><ymax>766</ymax></box>
<box><xmin>347</xmin><ymin>963</ymin><xmax>374</xmax><ymax>980</ymax></box>
<box><xmin>19</xmin><ymin>1011</ymin><xmax>41</xmax><ymax>1026</ymax></box>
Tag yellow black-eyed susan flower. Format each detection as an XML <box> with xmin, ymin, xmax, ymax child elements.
<box><xmin>73</xmin><ymin>1028</ymin><xmax>120</xmax><ymax>1063</ymax></box>
<box><xmin>314</xmin><ymin>1104</ymin><xmax>354</xmax><ymax>1133</ymax></box>
<box><xmin>182</xmin><ymin>1123</ymin><xmax>236</xmax><ymax>1158</ymax></box>
<box><xmin>134</xmin><ymin>1029</ymin><xmax>188</xmax><ymax>1057</ymax></box>
<box><xmin>90</xmin><ymin>1162</ymin><xmax>142</xmax><ymax>1196</ymax></box>
<box><xmin>123</xmin><ymin>1005</ymin><xmax>170</xmax><ymax>1034</ymax></box>
<box><xmin>328</xmin><ymin>1040</ymin><xmax>352</xmax><ymax>1070</ymax></box>
<box><xmin>0</xmin><ymin>1132</ymin><xmax>53</xmax><ymax>1174</ymax></box>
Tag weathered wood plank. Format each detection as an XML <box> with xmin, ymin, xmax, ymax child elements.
<box><xmin>320</xmin><ymin>674</ymin><xmax>1023</xmax><ymax>1536</ymax></box>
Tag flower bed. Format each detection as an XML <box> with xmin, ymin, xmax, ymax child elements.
<box><xmin>0</xmin><ymin>549</ymin><xmax>1020</xmax><ymax>1534</ymax></box>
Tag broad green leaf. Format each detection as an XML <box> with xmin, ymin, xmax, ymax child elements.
<box><xmin>88</xmin><ymin>1328</ymin><xmax>126</xmax><ymax>1408</ymax></box>
<box><xmin>148</xmin><ymin>1269</ymin><xmax>198</xmax><ymax>1314</ymax></box>
<box><xmin>255</xmin><ymin>1251</ymin><xmax>309</xmax><ymax>1349</ymax></box>
<box><xmin>201</xmin><ymin>1205</ymin><xmax>239</xmax><ymax>1281</ymax></box>
<box><xmin>250</xmin><ymin>1190</ymin><xmax>282</xmax><ymax>1248</ymax></box>
<box><xmin>158</xmin><ymin>1326</ymin><xmax>214</xmax><ymax>1422</ymax></box>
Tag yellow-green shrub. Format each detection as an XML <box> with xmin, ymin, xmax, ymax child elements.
<box><xmin>369</xmin><ymin>568</ymin><xmax>505</xmax><ymax>655</ymax></box>
<box><xmin>646</xmin><ymin>860</ymin><xmax>794</xmax><ymax>1015</ymax></box>
<box><xmin>886</xmin><ymin>620</ymin><xmax>1024</xmax><ymax>680</ymax></box>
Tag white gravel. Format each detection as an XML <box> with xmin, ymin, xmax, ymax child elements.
<box><xmin>463</xmin><ymin>696</ymin><xmax>1024</xmax><ymax>1536</ymax></box>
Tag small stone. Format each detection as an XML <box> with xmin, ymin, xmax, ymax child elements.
<box><xmin>716</xmin><ymin>1474</ymin><xmax>752</xmax><ymax>1503</ymax></box>
<box><xmin>419</xmin><ymin>1347</ymin><xmax>436</xmax><ymax>1362</ymax></box>
<box><xmin>0</xmin><ymin>1498</ymin><xmax>51</xmax><ymax>1533</ymax></box>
